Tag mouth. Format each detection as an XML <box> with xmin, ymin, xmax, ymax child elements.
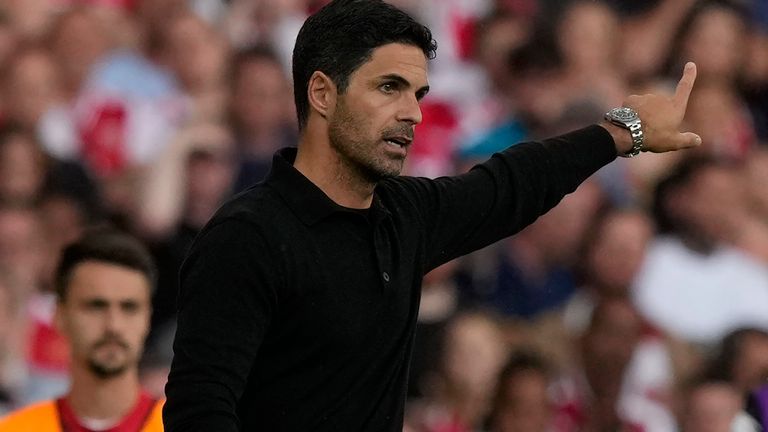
<box><xmin>383</xmin><ymin>136</ymin><xmax>412</xmax><ymax>149</ymax></box>
<box><xmin>94</xmin><ymin>338</ymin><xmax>129</xmax><ymax>350</ymax></box>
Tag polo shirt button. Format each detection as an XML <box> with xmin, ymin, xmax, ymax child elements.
<box><xmin>382</xmin><ymin>272</ymin><xmax>390</xmax><ymax>282</ymax></box>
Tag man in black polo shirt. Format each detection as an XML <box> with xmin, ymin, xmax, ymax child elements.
<box><xmin>163</xmin><ymin>1</ymin><xmax>701</xmax><ymax>431</ymax></box>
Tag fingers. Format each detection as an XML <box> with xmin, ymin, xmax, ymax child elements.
<box><xmin>675</xmin><ymin>132</ymin><xmax>702</xmax><ymax>150</ymax></box>
<box><xmin>673</xmin><ymin>62</ymin><xmax>697</xmax><ymax>111</ymax></box>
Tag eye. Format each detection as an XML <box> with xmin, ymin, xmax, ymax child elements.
<box><xmin>121</xmin><ymin>301</ymin><xmax>141</xmax><ymax>314</ymax></box>
<box><xmin>84</xmin><ymin>299</ymin><xmax>108</xmax><ymax>311</ymax></box>
<box><xmin>380</xmin><ymin>82</ymin><xmax>396</xmax><ymax>94</ymax></box>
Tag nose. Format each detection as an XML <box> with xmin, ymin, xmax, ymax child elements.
<box><xmin>396</xmin><ymin>93</ymin><xmax>423</xmax><ymax>125</ymax></box>
<box><xmin>104</xmin><ymin>305</ymin><xmax>126</xmax><ymax>332</ymax></box>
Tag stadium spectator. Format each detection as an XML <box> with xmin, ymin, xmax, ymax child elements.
<box><xmin>634</xmin><ymin>156</ymin><xmax>768</xmax><ymax>345</ymax></box>
<box><xmin>0</xmin><ymin>228</ymin><xmax>163</xmax><ymax>431</ymax></box>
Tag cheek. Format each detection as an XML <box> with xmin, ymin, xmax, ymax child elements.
<box><xmin>332</xmin><ymin>103</ymin><xmax>374</xmax><ymax>143</ymax></box>
<box><xmin>128</xmin><ymin>314</ymin><xmax>151</xmax><ymax>340</ymax></box>
<box><xmin>63</xmin><ymin>317</ymin><xmax>100</xmax><ymax>350</ymax></box>
<box><xmin>347</xmin><ymin>95</ymin><xmax>393</xmax><ymax>136</ymax></box>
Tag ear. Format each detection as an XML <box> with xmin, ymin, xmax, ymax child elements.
<box><xmin>307</xmin><ymin>71</ymin><xmax>337</xmax><ymax>120</ymax></box>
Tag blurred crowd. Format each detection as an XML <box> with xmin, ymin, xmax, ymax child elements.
<box><xmin>0</xmin><ymin>0</ymin><xmax>767</xmax><ymax>430</ymax></box>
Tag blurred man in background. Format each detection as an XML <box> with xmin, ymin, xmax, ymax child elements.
<box><xmin>0</xmin><ymin>228</ymin><xmax>163</xmax><ymax>431</ymax></box>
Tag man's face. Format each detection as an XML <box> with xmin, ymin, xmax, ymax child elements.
<box><xmin>56</xmin><ymin>260</ymin><xmax>151</xmax><ymax>379</ymax></box>
<box><xmin>327</xmin><ymin>43</ymin><xmax>429</xmax><ymax>182</ymax></box>
<box><xmin>233</xmin><ymin>58</ymin><xmax>293</xmax><ymax>132</ymax></box>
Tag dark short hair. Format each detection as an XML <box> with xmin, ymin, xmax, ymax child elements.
<box><xmin>292</xmin><ymin>0</ymin><xmax>437</xmax><ymax>130</ymax></box>
<box><xmin>55</xmin><ymin>227</ymin><xmax>156</xmax><ymax>301</ymax></box>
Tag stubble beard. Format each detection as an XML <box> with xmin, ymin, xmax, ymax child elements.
<box><xmin>88</xmin><ymin>357</ymin><xmax>130</xmax><ymax>379</ymax></box>
<box><xmin>86</xmin><ymin>337</ymin><xmax>134</xmax><ymax>379</ymax></box>
<box><xmin>328</xmin><ymin>98</ymin><xmax>405</xmax><ymax>184</ymax></box>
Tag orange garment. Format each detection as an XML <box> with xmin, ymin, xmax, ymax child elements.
<box><xmin>0</xmin><ymin>397</ymin><xmax>164</xmax><ymax>431</ymax></box>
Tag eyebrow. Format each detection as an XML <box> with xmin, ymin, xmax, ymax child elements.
<box><xmin>80</xmin><ymin>298</ymin><xmax>143</xmax><ymax>308</ymax></box>
<box><xmin>379</xmin><ymin>74</ymin><xmax>430</xmax><ymax>99</ymax></box>
<box><xmin>84</xmin><ymin>298</ymin><xmax>109</xmax><ymax>308</ymax></box>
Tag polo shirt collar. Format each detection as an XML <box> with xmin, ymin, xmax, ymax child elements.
<box><xmin>265</xmin><ymin>148</ymin><xmax>390</xmax><ymax>226</ymax></box>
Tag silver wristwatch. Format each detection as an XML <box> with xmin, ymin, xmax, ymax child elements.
<box><xmin>604</xmin><ymin>107</ymin><xmax>644</xmax><ymax>158</ymax></box>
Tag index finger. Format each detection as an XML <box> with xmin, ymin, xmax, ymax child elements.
<box><xmin>673</xmin><ymin>62</ymin><xmax>697</xmax><ymax>110</ymax></box>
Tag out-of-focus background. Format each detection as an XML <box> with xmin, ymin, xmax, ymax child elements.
<box><xmin>0</xmin><ymin>0</ymin><xmax>767</xmax><ymax>430</ymax></box>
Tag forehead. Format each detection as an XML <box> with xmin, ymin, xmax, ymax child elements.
<box><xmin>352</xmin><ymin>43</ymin><xmax>428</xmax><ymax>86</ymax></box>
<box><xmin>66</xmin><ymin>260</ymin><xmax>150</xmax><ymax>302</ymax></box>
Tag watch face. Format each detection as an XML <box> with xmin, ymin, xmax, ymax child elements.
<box><xmin>610</xmin><ymin>107</ymin><xmax>638</xmax><ymax>122</ymax></box>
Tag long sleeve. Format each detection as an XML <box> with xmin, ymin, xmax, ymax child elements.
<box><xmin>386</xmin><ymin>125</ymin><xmax>617</xmax><ymax>271</ymax></box>
<box><xmin>162</xmin><ymin>219</ymin><xmax>280</xmax><ymax>432</ymax></box>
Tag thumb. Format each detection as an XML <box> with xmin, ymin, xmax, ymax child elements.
<box><xmin>677</xmin><ymin>132</ymin><xmax>702</xmax><ymax>150</ymax></box>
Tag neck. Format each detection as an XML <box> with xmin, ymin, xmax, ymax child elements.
<box><xmin>66</xmin><ymin>365</ymin><xmax>141</xmax><ymax>420</ymax></box>
<box><xmin>293</xmin><ymin>128</ymin><xmax>375</xmax><ymax>209</ymax></box>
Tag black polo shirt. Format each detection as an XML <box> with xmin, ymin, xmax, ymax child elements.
<box><xmin>163</xmin><ymin>125</ymin><xmax>616</xmax><ymax>431</ymax></box>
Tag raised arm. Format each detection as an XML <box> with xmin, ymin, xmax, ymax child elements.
<box><xmin>398</xmin><ymin>63</ymin><xmax>700</xmax><ymax>271</ymax></box>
